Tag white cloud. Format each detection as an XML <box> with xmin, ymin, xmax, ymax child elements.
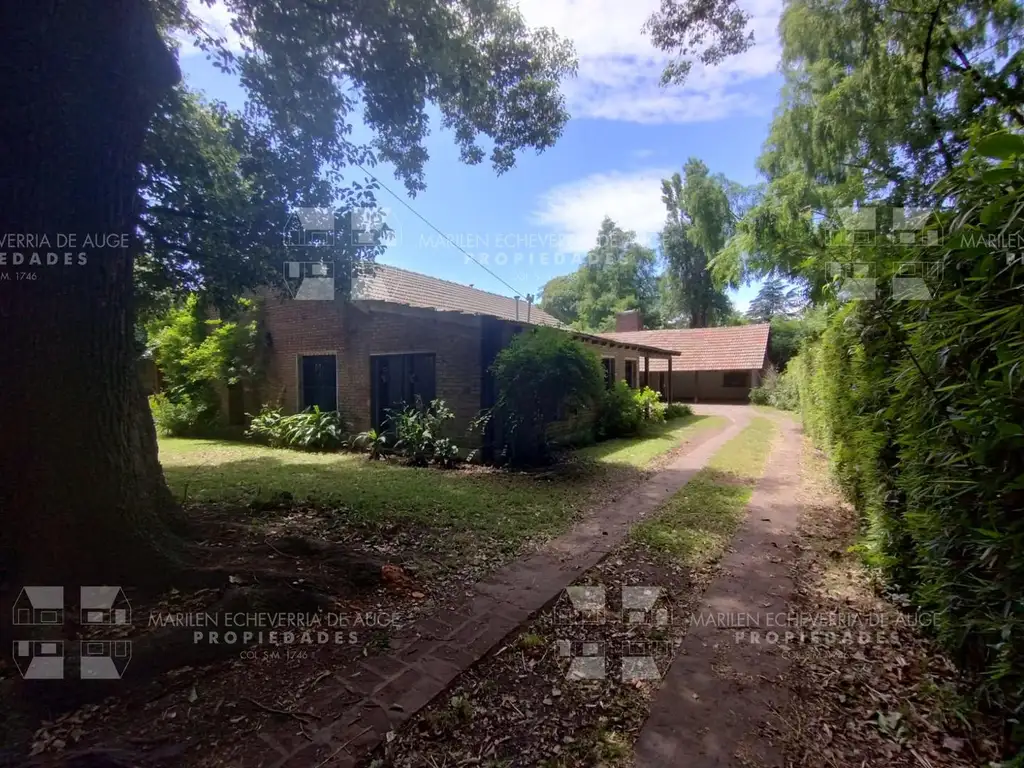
<box><xmin>176</xmin><ymin>1</ymin><xmax>244</xmax><ymax>57</ymax></box>
<box><xmin>516</xmin><ymin>0</ymin><xmax>782</xmax><ymax>124</ymax></box>
<box><xmin>532</xmin><ymin>168</ymin><xmax>674</xmax><ymax>253</ymax></box>
<box><xmin>175</xmin><ymin>0</ymin><xmax>782</xmax><ymax>125</ymax></box>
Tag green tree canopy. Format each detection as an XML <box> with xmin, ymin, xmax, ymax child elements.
<box><xmin>539</xmin><ymin>217</ymin><xmax>661</xmax><ymax>332</ymax></box>
<box><xmin>746</xmin><ymin>275</ymin><xmax>803</xmax><ymax>322</ymax></box>
<box><xmin>659</xmin><ymin>159</ymin><xmax>735</xmax><ymax>327</ymax></box>
<box><xmin>706</xmin><ymin>0</ymin><xmax>1024</xmax><ymax>291</ymax></box>
<box><xmin>538</xmin><ymin>272</ymin><xmax>582</xmax><ymax>324</ymax></box>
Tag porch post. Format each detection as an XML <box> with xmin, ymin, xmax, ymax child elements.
<box><xmin>643</xmin><ymin>355</ymin><xmax>649</xmax><ymax>388</ymax></box>
<box><xmin>667</xmin><ymin>356</ymin><xmax>673</xmax><ymax>403</ymax></box>
<box><xmin>694</xmin><ymin>370</ymin><xmax>699</xmax><ymax>404</ymax></box>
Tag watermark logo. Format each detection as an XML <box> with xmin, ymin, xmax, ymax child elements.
<box><xmin>828</xmin><ymin>261</ymin><xmax>877</xmax><ymax>300</ymax></box>
<box><xmin>13</xmin><ymin>640</ymin><xmax>64</xmax><ymax>680</ymax></box>
<box><xmin>81</xmin><ymin>586</ymin><xmax>131</xmax><ymax>627</ymax></box>
<box><xmin>11</xmin><ymin>586</ymin><xmax>132</xmax><ymax>680</ymax></box>
<box><xmin>283</xmin><ymin>207</ymin><xmax>337</xmax><ymax>248</ymax></box>
<box><xmin>892</xmin><ymin>261</ymin><xmax>943</xmax><ymax>301</ymax></box>
<box><xmin>282</xmin><ymin>206</ymin><xmax>400</xmax><ymax>249</ymax></box>
<box><xmin>893</xmin><ymin>207</ymin><xmax>940</xmax><ymax>247</ymax></box>
<box><xmin>828</xmin><ymin>259</ymin><xmax>944</xmax><ymax>302</ymax></box>
<box><xmin>79</xmin><ymin>586</ymin><xmax>132</xmax><ymax>680</ymax></box>
<box><xmin>554</xmin><ymin>584</ymin><xmax>675</xmax><ymax>682</ymax></box>
<box><xmin>826</xmin><ymin>206</ymin><xmax>943</xmax><ymax>250</ymax></box>
<box><xmin>283</xmin><ymin>260</ymin><xmax>336</xmax><ymax>301</ymax></box>
<box><xmin>80</xmin><ymin>640</ymin><xmax>131</xmax><ymax>680</ymax></box>
<box><xmin>12</xmin><ymin>586</ymin><xmax>64</xmax><ymax>626</ymax></box>
<box><xmin>350</xmin><ymin>206</ymin><xmax>399</xmax><ymax>248</ymax></box>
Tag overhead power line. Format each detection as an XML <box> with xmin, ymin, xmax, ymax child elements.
<box><xmin>354</xmin><ymin>162</ymin><xmax>531</xmax><ymax>299</ymax></box>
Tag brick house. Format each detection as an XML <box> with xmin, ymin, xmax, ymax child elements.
<box><xmin>600</xmin><ymin>311</ymin><xmax>770</xmax><ymax>402</ymax></box>
<box><xmin>247</xmin><ymin>265</ymin><xmax>679</xmax><ymax>454</ymax></box>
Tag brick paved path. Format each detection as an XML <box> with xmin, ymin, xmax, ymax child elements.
<box><xmin>633</xmin><ymin>414</ymin><xmax>803</xmax><ymax>768</ymax></box>
<box><xmin>243</xmin><ymin>407</ymin><xmax>751</xmax><ymax>767</ymax></box>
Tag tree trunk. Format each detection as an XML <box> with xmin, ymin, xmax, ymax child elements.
<box><xmin>0</xmin><ymin>1</ymin><xmax>182</xmax><ymax>602</ymax></box>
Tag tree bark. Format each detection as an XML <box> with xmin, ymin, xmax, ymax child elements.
<box><xmin>0</xmin><ymin>0</ymin><xmax>182</xmax><ymax>602</ymax></box>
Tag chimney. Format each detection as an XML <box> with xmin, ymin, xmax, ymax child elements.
<box><xmin>526</xmin><ymin>293</ymin><xmax>534</xmax><ymax>322</ymax></box>
<box><xmin>615</xmin><ymin>309</ymin><xmax>642</xmax><ymax>332</ymax></box>
<box><xmin>514</xmin><ymin>296</ymin><xmax>520</xmax><ymax>321</ymax></box>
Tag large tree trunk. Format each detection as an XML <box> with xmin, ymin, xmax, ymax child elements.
<box><xmin>0</xmin><ymin>1</ymin><xmax>182</xmax><ymax>602</ymax></box>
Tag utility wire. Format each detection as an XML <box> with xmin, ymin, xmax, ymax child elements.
<box><xmin>354</xmin><ymin>162</ymin><xmax>531</xmax><ymax>299</ymax></box>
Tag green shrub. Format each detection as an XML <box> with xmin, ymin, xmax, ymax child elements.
<box><xmin>797</xmin><ymin>132</ymin><xmax>1024</xmax><ymax>719</ymax></box>
<box><xmin>750</xmin><ymin>365</ymin><xmax>800</xmax><ymax>411</ymax></box>
<box><xmin>490</xmin><ymin>327</ymin><xmax>604</xmax><ymax>465</ymax></box>
<box><xmin>245</xmin><ymin>403</ymin><xmax>285</xmax><ymax>444</ymax></box>
<box><xmin>748</xmin><ymin>384</ymin><xmax>771</xmax><ymax>405</ymax></box>
<box><xmin>349</xmin><ymin>428</ymin><xmax>390</xmax><ymax>460</ymax></box>
<box><xmin>145</xmin><ymin>295</ymin><xmax>261</xmax><ymax>434</ymax></box>
<box><xmin>596</xmin><ymin>380</ymin><xmax>645</xmax><ymax>439</ymax></box>
<box><xmin>386</xmin><ymin>398</ymin><xmax>459</xmax><ymax>467</ymax></box>
<box><xmin>245</xmin><ymin>404</ymin><xmax>346</xmax><ymax>451</ymax></box>
<box><xmin>664</xmin><ymin>402</ymin><xmax>693</xmax><ymax>420</ymax></box>
<box><xmin>150</xmin><ymin>392</ymin><xmax>217</xmax><ymax>436</ymax></box>
<box><xmin>634</xmin><ymin>386</ymin><xmax>667</xmax><ymax>423</ymax></box>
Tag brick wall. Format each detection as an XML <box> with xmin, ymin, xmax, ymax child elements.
<box><xmin>258</xmin><ymin>295</ymin><xmax>482</xmax><ymax>449</ymax></box>
<box><xmin>339</xmin><ymin>305</ymin><xmax>482</xmax><ymax>445</ymax></box>
<box><xmin>257</xmin><ymin>296</ymin><xmax>663</xmax><ymax>453</ymax></box>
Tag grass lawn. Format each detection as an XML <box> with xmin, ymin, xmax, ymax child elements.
<box><xmin>752</xmin><ymin>403</ymin><xmax>803</xmax><ymax>424</ymax></box>
<box><xmin>158</xmin><ymin>415</ymin><xmax>717</xmax><ymax>553</ymax></box>
<box><xmin>159</xmin><ymin>439</ymin><xmax>589</xmax><ymax>548</ymax></box>
<box><xmin>631</xmin><ymin>416</ymin><xmax>777</xmax><ymax>567</ymax></box>
<box><xmin>576</xmin><ymin>414</ymin><xmax>726</xmax><ymax>467</ymax></box>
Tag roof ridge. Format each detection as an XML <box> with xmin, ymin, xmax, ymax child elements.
<box><xmin>601</xmin><ymin>323</ymin><xmax>770</xmax><ymax>335</ymax></box>
<box><xmin>372</xmin><ymin>263</ymin><xmax>540</xmax><ymax>305</ymax></box>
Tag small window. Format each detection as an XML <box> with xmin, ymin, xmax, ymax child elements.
<box><xmin>624</xmin><ymin>360</ymin><xmax>637</xmax><ymax>388</ymax></box>
<box><xmin>723</xmin><ymin>370</ymin><xmax>751</xmax><ymax>388</ymax></box>
<box><xmin>300</xmin><ymin>355</ymin><xmax>338</xmax><ymax>411</ymax></box>
<box><xmin>601</xmin><ymin>358</ymin><xmax>616</xmax><ymax>389</ymax></box>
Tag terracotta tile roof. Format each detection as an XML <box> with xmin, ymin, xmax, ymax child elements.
<box><xmin>351</xmin><ymin>264</ymin><xmax>564</xmax><ymax>327</ymax></box>
<box><xmin>350</xmin><ymin>264</ymin><xmax>680</xmax><ymax>357</ymax></box>
<box><xmin>599</xmin><ymin>324</ymin><xmax>770</xmax><ymax>372</ymax></box>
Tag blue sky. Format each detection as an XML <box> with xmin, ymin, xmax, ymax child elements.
<box><xmin>179</xmin><ymin>0</ymin><xmax>783</xmax><ymax>313</ymax></box>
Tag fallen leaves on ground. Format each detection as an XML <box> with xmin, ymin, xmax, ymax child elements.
<box><xmin>775</xmin><ymin>438</ymin><xmax>1006</xmax><ymax>768</ymax></box>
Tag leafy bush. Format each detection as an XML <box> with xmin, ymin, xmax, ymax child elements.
<box><xmin>245</xmin><ymin>404</ymin><xmax>346</xmax><ymax>451</ymax></box>
<box><xmin>596</xmin><ymin>380</ymin><xmax>645</xmax><ymax>440</ymax></box>
<box><xmin>596</xmin><ymin>382</ymin><xmax>669</xmax><ymax>439</ymax></box>
<box><xmin>664</xmin><ymin>402</ymin><xmax>693</xmax><ymax>420</ymax></box>
<box><xmin>749</xmin><ymin>365</ymin><xmax>800</xmax><ymax>411</ymax></box>
<box><xmin>145</xmin><ymin>295</ymin><xmax>261</xmax><ymax>435</ymax></box>
<box><xmin>748</xmin><ymin>385</ymin><xmax>771</xmax><ymax>405</ymax></box>
<box><xmin>797</xmin><ymin>132</ymin><xmax>1024</xmax><ymax>718</ymax></box>
<box><xmin>489</xmin><ymin>327</ymin><xmax>604</xmax><ymax>465</ymax></box>
<box><xmin>349</xmin><ymin>429</ymin><xmax>389</xmax><ymax>460</ymax></box>
<box><xmin>149</xmin><ymin>392</ymin><xmax>215</xmax><ymax>436</ymax></box>
<box><xmin>634</xmin><ymin>386</ymin><xmax>667</xmax><ymax>423</ymax></box>
<box><xmin>387</xmin><ymin>398</ymin><xmax>460</xmax><ymax>467</ymax></box>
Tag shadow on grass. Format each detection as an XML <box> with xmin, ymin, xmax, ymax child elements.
<box><xmin>576</xmin><ymin>415</ymin><xmax>713</xmax><ymax>465</ymax></box>
<box><xmin>161</xmin><ymin>449</ymin><xmax>615</xmax><ymax>547</ymax></box>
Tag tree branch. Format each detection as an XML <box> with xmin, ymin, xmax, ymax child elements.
<box><xmin>947</xmin><ymin>42</ymin><xmax>1024</xmax><ymax>127</ymax></box>
<box><xmin>920</xmin><ymin>4</ymin><xmax>955</xmax><ymax>175</ymax></box>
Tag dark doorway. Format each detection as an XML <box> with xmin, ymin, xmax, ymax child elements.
<box><xmin>371</xmin><ymin>353</ymin><xmax>436</xmax><ymax>430</ymax></box>
<box><xmin>602</xmin><ymin>357</ymin><xmax>615</xmax><ymax>389</ymax></box>
<box><xmin>299</xmin><ymin>354</ymin><xmax>338</xmax><ymax>411</ymax></box>
<box><xmin>624</xmin><ymin>359</ymin><xmax>637</xmax><ymax>388</ymax></box>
